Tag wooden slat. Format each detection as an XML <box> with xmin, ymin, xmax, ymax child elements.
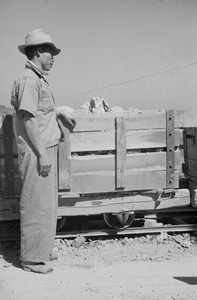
<box><xmin>62</xmin><ymin>170</ymin><xmax>179</xmax><ymax>194</ymax></box>
<box><xmin>186</xmin><ymin>127</ymin><xmax>196</xmax><ymax>136</ymax></box>
<box><xmin>58</xmin><ymin>188</ymin><xmax>190</xmax><ymax>216</ymax></box>
<box><xmin>115</xmin><ymin>117</ymin><xmax>126</xmax><ymax>189</ymax></box>
<box><xmin>175</xmin><ymin>110</ymin><xmax>197</xmax><ymax>128</ymax></box>
<box><xmin>3</xmin><ymin>115</ymin><xmax>15</xmax><ymax>197</ymax></box>
<box><xmin>186</xmin><ymin>137</ymin><xmax>197</xmax><ymax>160</ymax></box>
<box><xmin>188</xmin><ymin>180</ymin><xmax>197</xmax><ymax>207</ymax></box>
<box><xmin>0</xmin><ymin>137</ymin><xmax>18</xmax><ymax>157</ymax></box>
<box><xmin>187</xmin><ymin>158</ymin><xmax>197</xmax><ymax>178</ymax></box>
<box><xmin>70</xmin><ymin>129</ymin><xmax>181</xmax><ymax>152</ymax></box>
<box><xmin>0</xmin><ymin>198</ymin><xmax>20</xmax><ymax>220</ymax></box>
<box><xmin>1</xmin><ymin>111</ymin><xmax>197</xmax><ymax>135</ymax></box>
<box><xmin>74</xmin><ymin>110</ymin><xmax>166</xmax><ymax>132</ymax></box>
<box><xmin>1</xmin><ymin>177</ymin><xmax>22</xmax><ymax>198</ymax></box>
<box><xmin>166</xmin><ymin>110</ymin><xmax>175</xmax><ymax>188</ymax></box>
<box><xmin>70</xmin><ymin>152</ymin><xmax>180</xmax><ymax>174</ymax></box>
<box><xmin>58</xmin><ymin>126</ymin><xmax>71</xmax><ymax>190</ymax></box>
<box><xmin>72</xmin><ymin>110</ymin><xmax>197</xmax><ymax>133</ymax></box>
<box><xmin>0</xmin><ymin>158</ymin><xmax>19</xmax><ymax>174</ymax></box>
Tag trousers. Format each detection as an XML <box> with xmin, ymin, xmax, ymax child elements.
<box><xmin>18</xmin><ymin>145</ymin><xmax>58</xmax><ymax>262</ymax></box>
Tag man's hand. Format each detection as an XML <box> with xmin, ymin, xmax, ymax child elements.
<box><xmin>39</xmin><ymin>152</ymin><xmax>52</xmax><ymax>177</ymax></box>
<box><xmin>56</xmin><ymin>107</ymin><xmax>77</xmax><ymax>129</ymax></box>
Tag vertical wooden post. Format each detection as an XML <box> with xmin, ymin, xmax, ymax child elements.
<box><xmin>115</xmin><ymin>116</ymin><xmax>126</xmax><ymax>189</ymax></box>
<box><xmin>166</xmin><ymin>110</ymin><xmax>175</xmax><ymax>188</ymax></box>
<box><xmin>58</xmin><ymin>118</ymin><xmax>71</xmax><ymax>190</ymax></box>
<box><xmin>3</xmin><ymin>115</ymin><xmax>15</xmax><ymax>197</ymax></box>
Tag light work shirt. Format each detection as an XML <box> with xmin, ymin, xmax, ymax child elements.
<box><xmin>11</xmin><ymin>61</ymin><xmax>61</xmax><ymax>153</ymax></box>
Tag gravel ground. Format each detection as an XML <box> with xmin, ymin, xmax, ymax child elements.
<box><xmin>1</xmin><ymin>226</ymin><xmax>197</xmax><ymax>300</ymax></box>
<box><xmin>1</xmin><ymin>230</ymin><xmax>197</xmax><ymax>268</ymax></box>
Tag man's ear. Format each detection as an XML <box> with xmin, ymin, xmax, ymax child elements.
<box><xmin>36</xmin><ymin>47</ymin><xmax>41</xmax><ymax>57</ymax></box>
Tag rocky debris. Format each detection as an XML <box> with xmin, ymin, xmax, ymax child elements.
<box><xmin>170</xmin><ymin>233</ymin><xmax>192</xmax><ymax>248</ymax></box>
<box><xmin>54</xmin><ymin>232</ymin><xmax>197</xmax><ymax>264</ymax></box>
<box><xmin>156</xmin><ymin>232</ymin><xmax>168</xmax><ymax>243</ymax></box>
<box><xmin>71</xmin><ymin>235</ymin><xmax>86</xmax><ymax>248</ymax></box>
<box><xmin>78</xmin><ymin>96</ymin><xmax>140</xmax><ymax>114</ymax></box>
<box><xmin>0</xmin><ymin>232</ymin><xmax>197</xmax><ymax>269</ymax></box>
<box><xmin>80</xmin><ymin>96</ymin><xmax>110</xmax><ymax>113</ymax></box>
<box><xmin>144</xmin><ymin>219</ymin><xmax>163</xmax><ymax>228</ymax></box>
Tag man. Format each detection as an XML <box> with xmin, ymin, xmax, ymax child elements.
<box><xmin>11</xmin><ymin>29</ymin><xmax>76</xmax><ymax>273</ymax></box>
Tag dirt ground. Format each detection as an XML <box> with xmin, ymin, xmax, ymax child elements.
<box><xmin>1</xmin><ymin>230</ymin><xmax>197</xmax><ymax>300</ymax></box>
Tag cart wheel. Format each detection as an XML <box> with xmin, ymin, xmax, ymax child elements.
<box><xmin>103</xmin><ymin>212</ymin><xmax>135</xmax><ymax>230</ymax></box>
<box><xmin>56</xmin><ymin>216</ymin><xmax>67</xmax><ymax>232</ymax></box>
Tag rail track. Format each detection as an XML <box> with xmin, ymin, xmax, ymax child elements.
<box><xmin>56</xmin><ymin>224</ymin><xmax>197</xmax><ymax>239</ymax></box>
<box><xmin>1</xmin><ymin>212</ymin><xmax>197</xmax><ymax>242</ymax></box>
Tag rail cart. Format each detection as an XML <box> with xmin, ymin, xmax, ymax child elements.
<box><xmin>1</xmin><ymin>110</ymin><xmax>197</xmax><ymax>230</ymax></box>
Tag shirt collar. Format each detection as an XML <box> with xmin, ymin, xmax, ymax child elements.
<box><xmin>26</xmin><ymin>60</ymin><xmax>49</xmax><ymax>78</ymax></box>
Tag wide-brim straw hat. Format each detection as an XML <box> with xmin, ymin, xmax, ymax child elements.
<box><xmin>18</xmin><ymin>29</ymin><xmax>61</xmax><ymax>56</ymax></box>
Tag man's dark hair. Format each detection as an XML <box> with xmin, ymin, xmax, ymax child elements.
<box><xmin>25</xmin><ymin>46</ymin><xmax>38</xmax><ymax>60</ymax></box>
<box><xmin>25</xmin><ymin>44</ymin><xmax>53</xmax><ymax>60</ymax></box>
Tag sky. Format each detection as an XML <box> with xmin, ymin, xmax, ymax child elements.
<box><xmin>1</xmin><ymin>0</ymin><xmax>197</xmax><ymax>111</ymax></box>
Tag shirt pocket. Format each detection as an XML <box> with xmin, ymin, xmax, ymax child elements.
<box><xmin>39</xmin><ymin>88</ymin><xmax>54</xmax><ymax>114</ymax></box>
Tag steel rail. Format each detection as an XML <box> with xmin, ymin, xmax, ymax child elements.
<box><xmin>1</xmin><ymin>224</ymin><xmax>197</xmax><ymax>242</ymax></box>
<box><xmin>56</xmin><ymin>224</ymin><xmax>197</xmax><ymax>239</ymax></box>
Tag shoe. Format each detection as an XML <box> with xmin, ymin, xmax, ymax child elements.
<box><xmin>21</xmin><ymin>262</ymin><xmax>53</xmax><ymax>274</ymax></box>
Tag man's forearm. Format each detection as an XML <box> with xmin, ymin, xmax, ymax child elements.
<box><xmin>56</xmin><ymin>107</ymin><xmax>76</xmax><ymax>128</ymax></box>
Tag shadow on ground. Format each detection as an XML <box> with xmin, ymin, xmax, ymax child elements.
<box><xmin>174</xmin><ymin>277</ymin><xmax>197</xmax><ymax>285</ymax></box>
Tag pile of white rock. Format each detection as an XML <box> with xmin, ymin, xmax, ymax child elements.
<box><xmin>58</xmin><ymin>96</ymin><xmax>138</xmax><ymax>114</ymax></box>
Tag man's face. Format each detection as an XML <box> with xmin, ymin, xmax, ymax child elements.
<box><xmin>38</xmin><ymin>45</ymin><xmax>54</xmax><ymax>72</ymax></box>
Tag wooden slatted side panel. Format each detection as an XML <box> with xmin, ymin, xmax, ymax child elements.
<box><xmin>58</xmin><ymin>111</ymin><xmax>182</xmax><ymax>194</ymax></box>
<box><xmin>67</xmin><ymin>151</ymin><xmax>180</xmax><ymax>194</ymax></box>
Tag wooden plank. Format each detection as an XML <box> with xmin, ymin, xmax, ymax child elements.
<box><xmin>186</xmin><ymin>127</ymin><xmax>196</xmax><ymax>136</ymax></box>
<box><xmin>73</xmin><ymin>110</ymin><xmax>166</xmax><ymax>132</ymax></box>
<box><xmin>166</xmin><ymin>110</ymin><xmax>175</xmax><ymax>188</ymax></box>
<box><xmin>0</xmin><ymin>177</ymin><xmax>22</xmax><ymax>198</ymax></box>
<box><xmin>0</xmin><ymin>137</ymin><xmax>18</xmax><ymax>157</ymax></box>
<box><xmin>115</xmin><ymin>117</ymin><xmax>126</xmax><ymax>189</ymax></box>
<box><xmin>58</xmin><ymin>188</ymin><xmax>190</xmax><ymax>216</ymax></box>
<box><xmin>187</xmin><ymin>158</ymin><xmax>197</xmax><ymax>178</ymax></box>
<box><xmin>0</xmin><ymin>198</ymin><xmax>20</xmax><ymax>220</ymax></box>
<box><xmin>73</xmin><ymin>110</ymin><xmax>197</xmax><ymax>132</ymax></box>
<box><xmin>63</xmin><ymin>170</ymin><xmax>179</xmax><ymax>194</ymax></box>
<box><xmin>70</xmin><ymin>152</ymin><xmax>180</xmax><ymax>174</ymax></box>
<box><xmin>186</xmin><ymin>137</ymin><xmax>197</xmax><ymax>160</ymax></box>
<box><xmin>1</xmin><ymin>111</ymin><xmax>197</xmax><ymax>136</ymax></box>
<box><xmin>175</xmin><ymin>110</ymin><xmax>197</xmax><ymax>128</ymax></box>
<box><xmin>2</xmin><ymin>115</ymin><xmax>15</xmax><ymax>197</ymax></box>
<box><xmin>58</xmin><ymin>124</ymin><xmax>71</xmax><ymax>190</ymax></box>
<box><xmin>70</xmin><ymin>129</ymin><xmax>181</xmax><ymax>152</ymax></box>
<box><xmin>188</xmin><ymin>180</ymin><xmax>197</xmax><ymax>207</ymax></box>
<box><xmin>0</xmin><ymin>158</ymin><xmax>19</xmax><ymax>174</ymax></box>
